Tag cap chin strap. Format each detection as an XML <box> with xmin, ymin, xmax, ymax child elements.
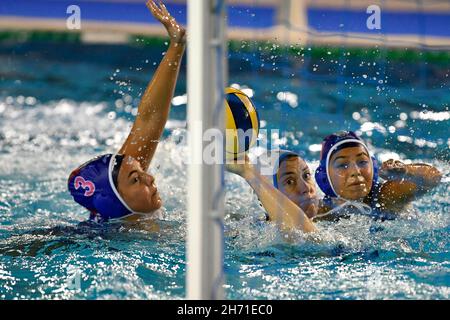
<box><xmin>333</xmin><ymin>197</ymin><xmax>372</xmax><ymax>216</ymax></box>
<box><xmin>313</xmin><ymin>197</ymin><xmax>373</xmax><ymax>221</ymax></box>
<box><xmin>323</xmin><ymin>139</ymin><xmax>374</xmax><ymax>217</ymax></box>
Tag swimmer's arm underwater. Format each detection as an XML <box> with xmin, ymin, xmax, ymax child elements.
<box><xmin>119</xmin><ymin>0</ymin><xmax>186</xmax><ymax>171</ymax></box>
<box><xmin>378</xmin><ymin>159</ymin><xmax>442</xmax><ymax>212</ymax></box>
<box><xmin>227</xmin><ymin>157</ymin><xmax>317</xmax><ymax>233</ymax></box>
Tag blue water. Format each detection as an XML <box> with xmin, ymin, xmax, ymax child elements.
<box><xmin>0</xmin><ymin>40</ymin><xmax>449</xmax><ymax>299</ymax></box>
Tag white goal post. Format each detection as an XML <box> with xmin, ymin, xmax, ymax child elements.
<box><xmin>186</xmin><ymin>0</ymin><xmax>227</xmax><ymax>300</ymax></box>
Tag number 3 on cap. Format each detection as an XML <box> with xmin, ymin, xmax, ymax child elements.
<box><xmin>74</xmin><ymin>176</ymin><xmax>96</xmax><ymax>197</ymax></box>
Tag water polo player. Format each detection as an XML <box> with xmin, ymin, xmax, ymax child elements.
<box><xmin>315</xmin><ymin>131</ymin><xmax>442</xmax><ymax>219</ymax></box>
<box><xmin>68</xmin><ymin>1</ymin><xmax>186</xmax><ymax>222</ymax></box>
<box><xmin>271</xmin><ymin>150</ymin><xmax>319</xmax><ymax>219</ymax></box>
<box><xmin>226</xmin><ymin>152</ymin><xmax>317</xmax><ymax>233</ymax></box>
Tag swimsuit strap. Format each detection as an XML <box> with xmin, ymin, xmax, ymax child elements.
<box><xmin>315</xmin><ymin>196</ymin><xmax>373</xmax><ymax>220</ymax></box>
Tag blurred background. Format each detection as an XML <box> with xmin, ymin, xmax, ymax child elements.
<box><xmin>1</xmin><ymin>0</ymin><xmax>450</xmax><ymax>46</ymax></box>
<box><xmin>1</xmin><ymin>0</ymin><xmax>449</xmax><ymax>160</ymax></box>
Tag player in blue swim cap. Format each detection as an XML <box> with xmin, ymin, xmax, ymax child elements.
<box><xmin>271</xmin><ymin>150</ymin><xmax>319</xmax><ymax>219</ymax></box>
<box><xmin>315</xmin><ymin>131</ymin><xmax>442</xmax><ymax>218</ymax></box>
<box><xmin>68</xmin><ymin>0</ymin><xmax>186</xmax><ymax>222</ymax></box>
<box><xmin>226</xmin><ymin>151</ymin><xmax>318</xmax><ymax>233</ymax></box>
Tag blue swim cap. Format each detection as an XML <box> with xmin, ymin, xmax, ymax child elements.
<box><xmin>272</xmin><ymin>150</ymin><xmax>300</xmax><ymax>189</ymax></box>
<box><xmin>314</xmin><ymin>131</ymin><xmax>379</xmax><ymax>198</ymax></box>
<box><xmin>68</xmin><ymin>154</ymin><xmax>133</xmax><ymax>221</ymax></box>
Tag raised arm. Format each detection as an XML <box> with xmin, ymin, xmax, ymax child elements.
<box><xmin>119</xmin><ymin>0</ymin><xmax>186</xmax><ymax>171</ymax></box>
<box><xmin>226</xmin><ymin>157</ymin><xmax>317</xmax><ymax>233</ymax></box>
<box><xmin>378</xmin><ymin>159</ymin><xmax>442</xmax><ymax>212</ymax></box>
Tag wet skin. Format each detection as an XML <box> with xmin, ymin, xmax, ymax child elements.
<box><xmin>276</xmin><ymin>157</ymin><xmax>318</xmax><ymax>218</ymax></box>
<box><xmin>328</xmin><ymin>146</ymin><xmax>373</xmax><ymax>201</ymax></box>
<box><xmin>117</xmin><ymin>156</ymin><xmax>162</xmax><ymax>214</ymax></box>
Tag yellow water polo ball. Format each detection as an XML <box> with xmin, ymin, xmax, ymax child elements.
<box><xmin>224</xmin><ymin>87</ymin><xmax>260</xmax><ymax>159</ymax></box>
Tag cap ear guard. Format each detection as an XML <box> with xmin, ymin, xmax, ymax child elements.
<box><xmin>315</xmin><ymin>159</ymin><xmax>337</xmax><ymax>197</ymax></box>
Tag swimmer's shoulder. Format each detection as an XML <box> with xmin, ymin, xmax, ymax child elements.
<box><xmin>123</xmin><ymin>220</ymin><xmax>161</xmax><ymax>233</ymax></box>
<box><xmin>119</xmin><ymin>213</ymin><xmax>162</xmax><ymax>233</ymax></box>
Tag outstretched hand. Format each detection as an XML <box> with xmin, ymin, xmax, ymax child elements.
<box><xmin>146</xmin><ymin>0</ymin><xmax>186</xmax><ymax>45</ymax></box>
<box><xmin>379</xmin><ymin>159</ymin><xmax>407</xmax><ymax>180</ymax></box>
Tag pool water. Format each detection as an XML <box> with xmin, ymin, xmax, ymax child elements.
<box><xmin>0</xmin><ymin>40</ymin><xmax>449</xmax><ymax>299</ymax></box>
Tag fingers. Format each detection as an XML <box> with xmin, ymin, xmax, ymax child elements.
<box><xmin>383</xmin><ymin>159</ymin><xmax>397</xmax><ymax>170</ymax></box>
<box><xmin>146</xmin><ymin>0</ymin><xmax>157</xmax><ymax>13</ymax></box>
<box><xmin>147</xmin><ymin>0</ymin><xmax>172</xmax><ymax>20</ymax></box>
<box><xmin>146</xmin><ymin>0</ymin><xmax>163</xmax><ymax>21</ymax></box>
<box><xmin>146</xmin><ymin>0</ymin><xmax>171</xmax><ymax>23</ymax></box>
<box><xmin>385</xmin><ymin>159</ymin><xmax>403</xmax><ymax>169</ymax></box>
<box><xmin>158</xmin><ymin>0</ymin><xmax>170</xmax><ymax>16</ymax></box>
<box><xmin>149</xmin><ymin>0</ymin><xmax>180</xmax><ymax>32</ymax></box>
<box><xmin>146</xmin><ymin>0</ymin><xmax>185</xmax><ymax>43</ymax></box>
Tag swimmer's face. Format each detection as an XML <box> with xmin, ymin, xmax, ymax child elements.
<box><xmin>117</xmin><ymin>156</ymin><xmax>162</xmax><ymax>213</ymax></box>
<box><xmin>328</xmin><ymin>146</ymin><xmax>373</xmax><ymax>200</ymax></box>
<box><xmin>276</xmin><ymin>156</ymin><xmax>318</xmax><ymax>218</ymax></box>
